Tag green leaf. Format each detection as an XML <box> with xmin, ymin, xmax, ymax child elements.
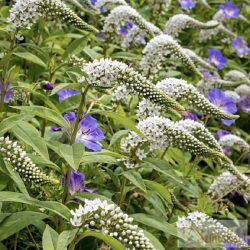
<box><xmin>144</xmin><ymin>180</ymin><xmax>172</xmax><ymax>205</ymax></box>
<box><xmin>142</xmin><ymin>230</ymin><xmax>165</xmax><ymax>250</ymax></box>
<box><xmin>11</xmin><ymin>106</ymin><xmax>70</xmax><ymax>129</ymax></box>
<box><xmin>14</xmin><ymin>52</ymin><xmax>47</xmax><ymax>68</ymax></box>
<box><xmin>43</xmin><ymin>225</ymin><xmax>58</xmax><ymax>250</ymax></box>
<box><xmin>11</xmin><ymin>121</ymin><xmax>49</xmax><ymax>159</ymax></box>
<box><xmin>59</xmin><ymin>143</ymin><xmax>84</xmax><ymax>170</ymax></box>
<box><xmin>0</xmin><ymin>192</ymin><xmax>71</xmax><ymax>220</ymax></box>
<box><xmin>78</xmin><ymin>231</ymin><xmax>125</xmax><ymax>250</ymax></box>
<box><xmin>56</xmin><ymin>229</ymin><xmax>78</xmax><ymax>250</ymax></box>
<box><xmin>50</xmin><ymin>83</ymin><xmax>80</xmax><ymax>96</ymax></box>
<box><xmin>121</xmin><ymin>170</ymin><xmax>147</xmax><ymax>193</ymax></box>
<box><xmin>83</xmin><ymin>150</ymin><xmax>124</xmax><ymax>164</ymax></box>
<box><xmin>131</xmin><ymin>213</ymin><xmax>180</xmax><ymax>238</ymax></box>
<box><xmin>0</xmin><ymin>211</ymin><xmax>48</xmax><ymax>241</ymax></box>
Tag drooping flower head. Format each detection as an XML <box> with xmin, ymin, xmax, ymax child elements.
<box><xmin>62</xmin><ymin>171</ymin><xmax>94</xmax><ymax>195</ymax></box>
<box><xmin>177</xmin><ymin>0</ymin><xmax>196</xmax><ymax>10</ymax></box>
<box><xmin>208</xmin><ymin>89</ymin><xmax>237</xmax><ymax>126</ymax></box>
<box><xmin>232</xmin><ymin>37</ymin><xmax>250</xmax><ymax>58</ymax></box>
<box><xmin>64</xmin><ymin>112</ymin><xmax>105</xmax><ymax>152</ymax></box>
<box><xmin>57</xmin><ymin>89</ymin><xmax>80</xmax><ymax>102</ymax></box>
<box><xmin>208</xmin><ymin>49</ymin><xmax>227</xmax><ymax>70</ymax></box>
<box><xmin>220</xmin><ymin>1</ymin><xmax>240</xmax><ymax>19</ymax></box>
<box><xmin>238</xmin><ymin>96</ymin><xmax>250</xmax><ymax>113</ymax></box>
<box><xmin>0</xmin><ymin>81</ymin><xmax>13</xmax><ymax>104</ymax></box>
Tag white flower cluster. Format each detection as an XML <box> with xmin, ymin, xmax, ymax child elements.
<box><xmin>164</xmin><ymin>14</ymin><xmax>218</xmax><ymax>38</ymax></box>
<box><xmin>91</xmin><ymin>0</ymin><xmax>128</xmax><ymax>11</ymax></box>
<box><xmin>120</xmin><ymin>132</ymin><xmax>148</xmax><ymax>169</ymax></box>
<box><xmin>156</xmin><ymin>78</ymin><xmax>239</xmax><ymax>120</ymax></box>
<box><xmin>225</xmin><ymin>70</ymin><xmax>250</xmax><ymax>85</ymax></box>
<box><xmin>0</xmin><ymin>137</ymin><xmax>53</xmax><ymax>184</ymax></box>
<box><xmin>176</xmin><ymin>119</ymin><xmax>223</xmax><ymax>153</ymax></box>
<box><xmin>140</xmin><ymin>34</ymin><xmax>202</xmax><ymax>78</ymax></box>
<box><xmin>103</xmin><ymin>5</ymin><xmax>161</xmax><ymax>46</ymax></box>
<box><xmin>82</xmin><ymin>58</ymin><xmax>185</xmax><ymax>113</ymax></box>
<box><xmin>208</xmin><ymin>171</ymin><xmax>250</xmax><ymax>201</ymax></box>
<box><xmin>235</xmin><ymin>84</ymin><xmax>250</xmax><ymax>98</ymax></box>
<box><xmin>183</xmin><ymin>49</ymin><xmax>215</xmax><ymax>70</ymax></box>
<box><xmin>70</xmin><ymin>199</ymin><xmax>155</xmax><ymax>249</ymax></box>
<box><xmin>219</xmin><ymin>135</ymin><xmax>250</xmax><ymax>151</ymax></box>
<box><xmin>112</xmin><ymin>85</ymin><xmax>130</xmax><ymax>104</ymax></box>
<box><xmin>146</xmin><ymin>0</ymin><xmax>171</xmax><ymax>15</ymax></box>
<box><xmin>9</xmin><ymin>0</ymin><xmax>97</xmax><ymax>32</ymax></box>
<box><xmin>176</xmin><ymin>211</ymin><xmax>248</xmax><ymax>248</ymax></box>
<box><xmin>137</xmin><ymin>116</ymin><xmax>224</xmax><ymax>159</ymax></box>
<box><xmin>136</xmin><ymin>99</ymin><xmax>161</xmax><ymax>120</ymax></box>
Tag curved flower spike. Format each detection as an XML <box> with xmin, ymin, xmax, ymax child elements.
<box><xmin>183</xmin><ymin>49</ymin><xmax>215</xmax><ymax>71</ymax></box>
<box><xmin>140</xmin><ymin>34</ymin><xmax>202</xmax><ymax>78</ymax></box>
<box><xmin>176</xmin><ymin>119</ymin><xmax>223</xmax><ymax>153</ymax></box>
<box><xmin>9</xmin><ymin>0</ymin><xmax>98</xmax><ymax>32</ymax></box>
<box><xmin>208</xmin><ymin>171</ymin><xmax>250</xmax><ymax>201</ymax></box>
<box><xmin>218</xmin><ymin>134</ymin><xmax>250</xmax><ymax>151</ymax></box>
<box><xmin>82</xmin><ymin>58</ymin><xmax>185</xmax><ymax>114</ymax></box>
<box><xmin>88</xmin><ymin>0</ymin><xmax>128</xmax><ymax>12</ymax></box>
<box><xmin>70</xmin><ymin>199</ymin><xmax>155</xmax><ymax>249</ymax></box>
<box><xmin>177</xmin><ymin>211</ymin><xmax>248</xmax><ymax>248</ymax></box>
<box><xmin>0</xmin><ymin>137</ymin><xmax>56</xmax><ymax>184</ymax></box>
<box><xmin>146</xmin><ymin>0</ymin><xmax>171</xmax><ymax>15</ymax></box>
<box><xmin>156</xmin><ymin>78</ymin><xmax>239</xmax><ymax>120</ymax></box>
<box><xmin>225</xmin><ymin>70</ymin><xmax>250</xmax><ymax>85</ymax></box>
<box><xmin>137</xmin><ymin>116</ymin><xmax>226</xmax><ymax>160</ymax></box>
<box><xmin>164</xmin><ymin>14</ymin><xmax>218</xmax><ymax>38</ymax></box>
<box><xmin>103</xmin><ymin>5</ymin><xmax>162</xmax><ymax>39</ymax></box>
<box><xmin>235</xmin><ymin>84</ymin><xmax>250</xmax><ymax>98</ymax></box>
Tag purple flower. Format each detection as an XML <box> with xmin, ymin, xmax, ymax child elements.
<box><xmin>138</xmin><ymin>36</ymin><xmax>146</xmax><ymax>45</ymax></box>
<box><xmin>208</xmin><ymin>49</ymin><xmax>227</xmax><ymax>70</ymax></box>
<box><xmin>43</xmin><ymin>82</ymin><xmax>54</xmax><ymax>91</ymax></box>
<box><xmin>57</xmin><ymin>89</ymin><xmax>80</xmax><ymax>103</ymax></box>
<box><xmin>177</xmin><ymin>0</ymin><xmax>196</xmax><ymax>10</ymax></box>
<box><xmin>0</xmin><ymin>81</ymin><xmax>13</xmax><ymax>104</ymax></box>
<box><xmin>220</xmin><ymin>1</ymin><xmax>240</xmax><ymax>19</ymax></box>
<box><xmin>50</xmin><ymin>127</ymin><xmax>63</xmax><ymax>132</ymax></box>
<box><xmin>223</xmin><ymin>146</ymin><xmax>232</xmax><ymax>156</ymax></box>
<box><xmin>118</xmin><ymin>21</ymin><xmax>134</xmax><ymax>36</ymax></box>
<box><xmin>90</xmin><ymin>0</ymin><xmax>97</xmax><ymax>5</ymax></box>
<box><xmin>200</xmin><ymin>68</ymin><xmax>218</xmax><ymax>80</ymax></box>
<box><xmin>248</xmin><ymin>153</ymin><xmax>250</xmax><ymax>165</ymax></box>
<box><xmin>232</xmin><ymin>37</ymin><xmax>250</xmax><ymax>58</ymax></box>
<box><xmin>64</xmin><ymin>112</ymin><xmax>105</xmax><ymax>152</ymax></box>
<box><xmin>216</xmin><ymin>129</ymin><xmax>231</xmax><ymax>140</ymax></box>
<box><xmin>62</xmin><ymin>171</ymin><xmax>94</xmax><ymax>195</ymax></box>
<box><xmin>184</xmin><ymin>112</ymin><xmax>199</xmax><ymax>121</ymax></box>
<box><xmin>208</xmin><ymin>89</ymin><xmax>237</xmax><ymax>126</ymax></box>
<box><xmin>238</xmin><ymin>96</ymin><xmax>250</xmax><ymax>113</ymax></box>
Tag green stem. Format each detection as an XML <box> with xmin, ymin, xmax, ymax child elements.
<box><xmin>160</xmin><ymin>147</ymin><xmax>168</xmax><ymax>160</ymax></box>
<box><xmin>27</xmin><ymin>226</ymin><xmax>40</xmax><ymax>250</ymax></box>
<box><xmin>118</xmin><ymin>177</ymin><xmax>127</xmax><ymax>207</ymax></box>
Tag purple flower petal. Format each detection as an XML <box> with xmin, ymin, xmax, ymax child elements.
<box><xmin>184</xmin><ymin>112</ymin><xmax>199</xmax><ymax>121</ymax></box>
<box><xmin>223</xmin><ymin>146</ymin><xmax>232</xmax><ymax>156</ymax></box>
<box><xmin>64</xmin><ymin>112</ymin><xmax>76</xmax><ymax>125</ymax></box>
<box><xmin>118</xmin><ymin>26</ymin><xmax>128</xmax><ymax>36</ymax></box>
<box><xmin>43</xmin><ymin>82</ymin><xmax>54</xmax><ymax>90</ymax></box>
<box><xmin>208</xmin><ymin>49</ymin><xmax>227</xmax><ymax>70</ymax></box>
<box><xmin>248</xmin><ymin>153</ymin><xmax>250</xmax><ymax>166</ymax></box>
<box><xmin>126</xmin><ymin>21</ymin><xmax>134</xmax><ymax>29</ymax></box>
<box><xmin>81</xmin><ymin>187</ymin><xmax>95</xmax><ymax>193</ymax></box>
<box><xmin>57</xmin><ymin>89</ymin><xmax>80</xmax><ymax>103</ymax></box>
<box><xmin>216</xmin><ymin>130</ymin><xmax>231</xmax><ymax>140</ymax></box>
<box><xmin>221</xmin><ymin>118</ymin><xmax>235</xmax><ymax>126</ymax></box>
<box><xmin>220</xmin><ymin>1</ymin><xmax>240</xmax><ymax>19</ymax></box>
<box><xmin>238</xmin><ymin>96</ymin><xmax>250</xmax><ymax>113</ymax></box>
<box><xmin>81</xmin><ymin>139</ymin><xmax>102</xmax><ymax>151</ymax></box>
<box><xmin>232</xmin><ymin>37</ymin><xmax>250</xmax><ymax>58</ymax></box>
<box><xmin>50</xmin><ymin>127</ymin><xmax>63</xmax><ymax>132</ymax></box>
<box><xmin>85</xmin><ymin>127</ymin><xmax>106</xmax><ymax>141</ymax></box>
<box><xmin>79</xmin><ymin>115</ymin><xmax>98</xmax><ymax>133</ymax></box>
<box><xmin>177</xmin><ymin>0</ymin><xmax>196</xmax><ymax>10</ymax></box>
<box><xmin>0</xmin><ymin>81</ymin><xmax>13</xmax><ymax>104</ymax></box>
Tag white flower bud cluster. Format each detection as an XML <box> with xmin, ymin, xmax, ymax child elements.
<box><xmin>136</xmin><ymin>99</ymin><xmax>161</xmax><ymax>120</ymax></box>
<box><xmin>140</xmin><ymin>34</ymin><xmax>202</xmax><ymax>78</ymax></box>
<box><xmin>112</xmin><ymin>85</ymin><xmax>130</xmax><ymax>103</ymax></box>
<box><xmin>0</xmin><ymin>137</ymin><xmax>52</xmax><ymax>184</ymax></box>
<box><xmin>218</xmin><ymin>135</ymin><xmax>250</xmax><ymax>151</ymax></box>
<box><xmin>82</xmin><ymin>58</ymin><xmax>185</xmax><ymax>113</ymax></box>
<box><xmin>176</xmin><ymin>119</ymin><xmax>223</xmax><ymax>153</ymax></box>
<box><xmin>183</xmin><ymin>49</ymin><xmax>215</xmax><ymax>70</ymax></box>
<box><xmin>235</xmin><ymin>84</ymin><xmax>250</xmax><ymax>98</ymax></box>
<box><xmin>225</xmin><ymin>70</ymin><xmax>250</xmax><ymax>85</ymax></box>
<box><xmin>70</xmin><ymin>199</ymin><xmax>155</xmax><ymax>249</ymax></box>
<box><xmin>103</xmin><ymin>5</ymin><xmax>162</xmax><ymax>44</ymax></box>
<box><xmin>68</xmin><ymin>55</ymin><xmax>86</xmax><ymax>67</ymax></box>
<box><xmin>8</xmin><ymin>0</ymin><xmax>97</xmax><ymax>32</ymax></box>
<box><xmin>156</xmin><ymin>78</ymin><xmax>239</xmax><ymax>120</ymax></box>
<box><xmin>146</xmin><ymin>0</ymin><xmax>171</xmax><ymax>15</ymax></box>
<box><xmin>164</xmin><ymin>14</ymin><xmax>218</xmax><ymax>38</ymax></box>
<box><xmin>137</xmin><ymin>116</ymin><xmax>224</xmax><ymax>159</ymax></box>
<box><xmin>176</xmin><ymin>211</ymin><xmax>248</xmax><ymax>248</ymax></box>
<box><xmin>120</xmin><ymin>131</ymin><xmax>148</xmax><ymax>169</ymax></box>
<box><xmin>208</xmin><ymin>171</ymin><xmax>250</xmax><ymax>201</ymax></box>
<box><xmin>91</xmin><ymin>0</ymin><xmax>128</xmax><ymax>11</ymax></box>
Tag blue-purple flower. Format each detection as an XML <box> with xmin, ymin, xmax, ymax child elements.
<box><xmin>65</xmin><ymin>112</ymin><xmax>105</xmax><ymax>152</ymax></box>
<box><xmin>177</xmin><ymin>0</ymin><xmax>196</xmax><ymax>10</ymax></box>
<box><xmin>232</xmin><ymin>37</ymin><xmax>250</xmax><ymax>58</ymax></box>
<box><xmin>248</xmin><ymin>153</ymin><xmax>250</xmax><ymax>166</ymax></box>
<box><xmin>216</xmin><ymin>130</ymin><xmax>232</xmax><ymax>156</ymax></box>
<box><xmin>200</xmin><ymin>68</ymin><xmax>218</xmax><ymax>80</ymax></box>
<box><xmin>43</xmin><ymin>82</ymin><xmax>55</xmax><ymax>91</ymax></box>
<box><xmin>118</xmin><ymin>21</ymin><xmax>134</xmax><ymax>36</ymax></box>
<box><xmin>238</xmin><ymin>96</ymin><xmax>250</xmax><ymax>113</ymax></box>
<box><xmin>220</xmin><ymin>1</ymin><xmax>240</xmax><ymax>19</ymax></box>
<box><xmin>62</xmin><ymin>171</ymin><xmax>94</xmax><ymax>195</ymax></box>
<box><xmin>208</xmin><ymin>49</ymin><xmax>227</xmax><ymax>70</ymax></box>
<box><xmin>208</xmin><ymin>89</ymin><xmax>237</xmax><ymax>126</ymax></box>
<box><xmin>57</xmin><ymin>89</ymin><xmax>80</xmax><ymax>103</ymax></box>
<box><xmin>0</xmin><ymin>81</ymin><xmax>13</xmax><ymax>104</ymax></box>
<box><xmin>184</xmin><ymin>112</ymin><xmax>199</xmax><ymax>121</ymax></box>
